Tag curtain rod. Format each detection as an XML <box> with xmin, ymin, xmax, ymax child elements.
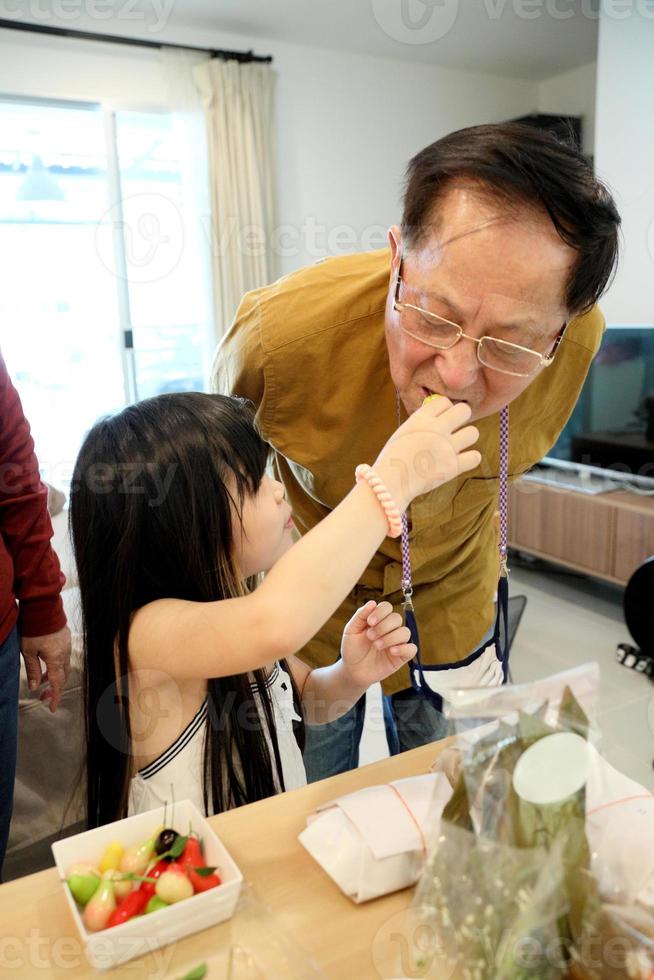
<box><xmin>0</xmin><ymin>18</ymin><xmax>273</xmax><ymax>63</ymax></box>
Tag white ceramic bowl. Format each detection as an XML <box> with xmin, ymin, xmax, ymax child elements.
<box><xmin>51</xmin><ymin>799</ymin><xmax>243</xmax><ymax>970</ymax></box>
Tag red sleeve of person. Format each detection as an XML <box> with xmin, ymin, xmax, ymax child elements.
<box><xmin>0</xmin><ymin>354</ymin><xmax>66</xmax><ymax>644</ymax></box>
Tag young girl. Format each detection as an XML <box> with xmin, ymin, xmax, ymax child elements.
<box><xmin>69</xmin><ymin>392</ymin><xmax>480</xmax><ymax>827</ymax></box>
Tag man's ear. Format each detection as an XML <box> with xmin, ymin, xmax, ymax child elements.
<box><xmin>388</xmin><ymin>225</ymin><xmax>402</xmax><ymax>284</ymax></box>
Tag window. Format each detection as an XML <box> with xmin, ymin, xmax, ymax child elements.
<box><xmin>0</xmin><ymin>96</ymin><xmax>213</xmax><ymax>487</ymax></box>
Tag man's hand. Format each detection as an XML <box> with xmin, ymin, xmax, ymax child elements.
<box><xmin>340</xmin><ymin>600</ymin><xmax>416</xmax><ymax>689</ymax></box>
<box><xmin>20</xmin><ymin>625</ymin><xmax>72</xmax><ymax>714</ymax></box>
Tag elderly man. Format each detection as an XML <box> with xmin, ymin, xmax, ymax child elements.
<box><xmin>0</xmin><ymin>354</ymin><xmax>70</xmax><ymax>878</ymax></box>
<box><xmin>212</xmin><ymin>123</ymin><xmax>620</xmax><ymax>782</ymax></box>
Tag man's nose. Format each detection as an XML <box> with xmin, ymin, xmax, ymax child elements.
<box><xmin>433</xmin><ymin>337</ymin><xmax>480</xmax><ymax>391</ymax></box>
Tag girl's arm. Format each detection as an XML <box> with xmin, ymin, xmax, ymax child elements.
<box><xmin>128</xmin><ymin>400</ymin><xmax>480</xmax><ymax>681</ymax></box>
<box><xmin>129</xmin><ymin>481</ymin><xmax>390</xmax><ymax>679</ymax></box>
<box><xmin>288</xmin><ymin>657</ymin><xmax>367</xmax><ymax>726</ymax></box>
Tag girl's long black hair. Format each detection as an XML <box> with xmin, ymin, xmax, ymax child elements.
<box><xmin>69</xmin><ymin>392</ymin><xmax>304</xmax><ymax>828</ymax></box>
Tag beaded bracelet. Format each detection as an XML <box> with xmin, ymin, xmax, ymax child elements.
<box><xmin>354</xmin><ymin>464</ymin><xmax>403</xmax><ymax>538</ymax></box>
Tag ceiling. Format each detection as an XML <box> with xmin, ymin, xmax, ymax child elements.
<box><xmin>0</xmin><ymin>1</ymin><xmax>600</xmax><ymax>81</ymax></box>
<box><xmin>159</xmin><ymin>0</ymin><xmax>600</xmax><ymax>80</ymax></box>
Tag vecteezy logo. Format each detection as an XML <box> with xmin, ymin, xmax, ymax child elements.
<box><xmin>371</xmin><ymin>0</ymin><xmax>460</xmax><ymax>45</ymax></box>
<box><xmin>371</xmin><ymin>906</ymin><xmax>456</xmax><ymax>978</ymax></box>
<box><xmin>95</xmin><ymin>192</ymin><xmax>184</xmax><ymax>284</ymax></box>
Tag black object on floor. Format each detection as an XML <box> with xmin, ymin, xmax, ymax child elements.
<box><xmin>623</xmin><ymin>555</ymin><xmax>654</xmax><ymax>659</ymax></box>
<box><xmin>619</xmin><ymin>556</ymin><xmax>654</xmax><ymax>771</ymax></box>
<box><xmin>616</xmin><ymin>556</ymin><xmax>654</xmax><ymax>680</ymax></box>
<box><xmin>616</xmin><ymin>643</ymin><xmax>654</xmax><ymax>678</ymax></box>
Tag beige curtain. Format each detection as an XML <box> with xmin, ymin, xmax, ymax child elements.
<box><xmin>193</xmin><ymin>59</ymin><xmax>277</xmax><ymax>338</ymax></box>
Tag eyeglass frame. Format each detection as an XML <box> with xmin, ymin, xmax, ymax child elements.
<box><xmin>392</xmin><ymin>258</ymin><xmax>568</xmax><ymax>378</ymax></box>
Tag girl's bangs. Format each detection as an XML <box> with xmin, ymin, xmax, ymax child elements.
<box><xmin>226</xmin><ymin>411</ymin><xmax>270</xmax><ymax>500</ymax></box>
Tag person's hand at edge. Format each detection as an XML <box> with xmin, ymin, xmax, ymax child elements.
<box><xmin>21</xmin><ymin>625</ymin><xmax>72</xmax><ymax>714</ymax></box>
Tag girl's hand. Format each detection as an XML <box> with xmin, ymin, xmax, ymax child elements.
<box><xmin>340</xmin><ymin>600</ymin><xmax>416</xmax><ymax>688</ymax></box>
<box><xmin>374</xmin><ymin>396</ymin><xmax>481</xmax><ymax>511</ymax></box>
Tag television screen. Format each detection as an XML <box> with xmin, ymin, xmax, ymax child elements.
<box><xmin>545</xmin><ymin>326</ymin><xmax>654</xmax><ymax>481</ymax></box>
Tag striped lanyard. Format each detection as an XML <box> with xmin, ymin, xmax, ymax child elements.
<box><xmin>397</xmin><ymin>394</ymin><xmax>510</xmax><ymax>611</ymax></box>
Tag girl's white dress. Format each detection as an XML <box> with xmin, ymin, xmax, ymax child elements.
<box><xmin>127</xmin><ymin>663</ymin><xmax>307</xmax><ymax>816</ymax></box>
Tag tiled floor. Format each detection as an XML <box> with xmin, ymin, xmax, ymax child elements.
<box><xmin>359</xmin><ymin>557</ymin><xmax>654</xmax><ymax>791</ymax></box>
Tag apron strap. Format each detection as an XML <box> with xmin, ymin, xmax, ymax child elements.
<box><xmin>405</xmin><ymin>603</ymin><xmax>446</xmax><ymax>711</ymax></box>
<box><xmin>496</xmin><ymin>573</ymin><xmax>510</xmax><ymax>680</ymax></box>
<box><xmin>406</xmin><ymin>574</ymin><xmax>509</xmax><ymax>708</ymax></box>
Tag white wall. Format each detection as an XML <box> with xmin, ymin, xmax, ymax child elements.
<box><xmin>594</xmin><ymin>9</ymin><xmax>654</xmax><ymax>326</ymax></box>
<box><xmin>0</xmin><ymin>20</ymin><xmax>538</xmax><ymax>276</ymax></box>
<box><xmin>271</xmin><ymin>43</ymin><xmax>541</xmax><ymax>273</ymax></box>
<box><xmin>537</xmin><ymin>61</ymin><xmax>597</xmax><ymax>157</ymax></box>
<box><xmin>0</xmin><ymin>28</ymin><xmax>167</xmax><ymax>108</ymax></box>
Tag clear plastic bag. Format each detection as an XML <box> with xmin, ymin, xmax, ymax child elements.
<box><xmin>170</xmin><ymin>881</ymin><xmax>327</xmax><ymax>979</ymax></box>
<box><xmin>406</xmin><ymin>822</ymin><xmax>569</xmax><ymax>979</ymax></box>
<box><xmin>422</xmin><ymin>662</ymin><xmax>654</xmax><ymax>979</ymax></box>
<box><xmin>441</xmin><ymin>663</ymin><xmax>601</xmax><ymax>847</ymax></box>
<box><xmin>405</xmin><ymin>665</ymin><xmax>609</xmax><ymax>977</ymax></box>
<box><xmin>568</xmin><ymin>885</ymin><xmax>654</xmax><ymax>979</ymax></box>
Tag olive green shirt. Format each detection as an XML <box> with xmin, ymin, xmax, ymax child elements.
<box><xmin>212</xmin><ymin>248</ymin><xmax>604</xmax><ymax>695</ymax></box>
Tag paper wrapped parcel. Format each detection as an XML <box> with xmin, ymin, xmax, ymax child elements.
<box><xmin>298</xmin><ymin>743</ymin><xmax>654</xmax><ymax>907</ymax></box>
<box><xmin>298</xmin><ymin>773</ymin><xmax>454</xmax><ymax>903</ymax></box>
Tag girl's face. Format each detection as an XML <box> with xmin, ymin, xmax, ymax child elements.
<box><xmin>232</xmin><ymin>474</ymin><xmax>295</xmax><ymax>578</ymax></box>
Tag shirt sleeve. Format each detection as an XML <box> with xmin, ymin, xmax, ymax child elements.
<box><xmin>209</xmin><ymin>288</ymin><xmax>273</xmax><ymax>438</ymax></box>
<box><xmin>0</xmin><ymin>355</ymin><xmax>66</xmax><ymax>638</ymax></box>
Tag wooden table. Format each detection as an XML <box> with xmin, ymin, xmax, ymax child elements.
<box><xmin>0</xmin><ymin>742</ymin><xmax>442</xmax><ymax>978</ymax></box>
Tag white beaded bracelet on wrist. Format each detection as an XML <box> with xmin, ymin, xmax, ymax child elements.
<box><xmin>354</xmin><ymin>464</ymin><xmax>403</xmax><ymax>538</ymax></box>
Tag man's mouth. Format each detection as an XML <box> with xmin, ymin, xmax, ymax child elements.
<box><xmin>420</xmin><ymin>385</ymin><xmax>468</xmax><ymax>405</ymax></box>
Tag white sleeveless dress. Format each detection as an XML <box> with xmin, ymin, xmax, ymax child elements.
<box><xmin>127</xmin><ymin>663</ymin><xmax>307</xmax><ymax>817</ymax></box>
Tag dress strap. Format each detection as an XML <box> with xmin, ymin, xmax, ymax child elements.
<box><xmin>137</xmin><ymin>699</ymin><xmax>208</xmax><ymax>779</ymax></box>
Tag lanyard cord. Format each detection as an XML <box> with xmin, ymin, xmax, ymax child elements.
<box><xmin>397</xmin><ymin>393</ymin><xmax>510</xmax><ymax>608</ymax></box>
<box><xmin>498</xmin><ymin>403</ymin><xmax>510</xmax><ymax>577</ymax></box>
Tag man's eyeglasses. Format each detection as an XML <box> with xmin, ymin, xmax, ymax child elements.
<box><xmin>393</xmin><ymin>261</ymin><xmax>568</xmax><ymax>378</ymax></box>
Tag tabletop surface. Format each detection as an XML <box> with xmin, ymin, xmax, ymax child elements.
<box><xmin>0</xmin><ymin>741</ymin><xmax>442</xmax><ymax>979</ymax></box>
